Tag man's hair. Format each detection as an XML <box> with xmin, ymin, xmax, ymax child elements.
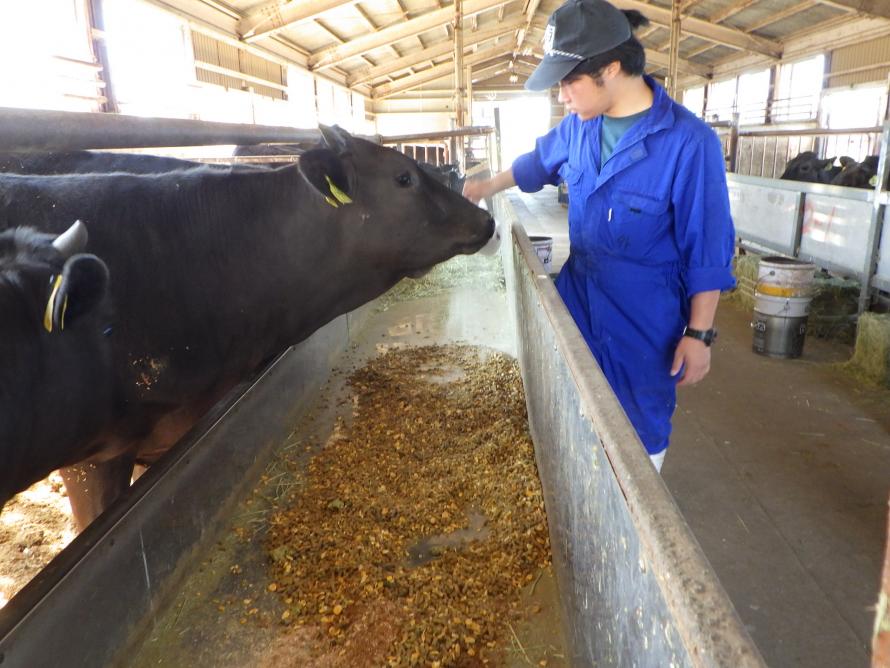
<box><xmin>564</xmin><ymin>10</ymin><xmax>650</xmax><ymax>82</ymax></box>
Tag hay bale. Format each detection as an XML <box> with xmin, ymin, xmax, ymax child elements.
<box><xmin>730</xmin><ymin>254</ymin><xmax>759</xmax><ymax>310</ymax></box>
<box><xmin>844</xmin><ymin>313</ymin><xmax>890</xmax><ymax>387</ymax></box>
<box><xmin>809</xmin><ymin>276</ymin><xmax>860</xmax><ymax>343</ymax></box>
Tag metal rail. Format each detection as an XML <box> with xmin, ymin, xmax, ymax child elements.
<box><xmin>0</xmin><ymin>106</ymin><xmax>325</xmax><ymax>152</ymax></box>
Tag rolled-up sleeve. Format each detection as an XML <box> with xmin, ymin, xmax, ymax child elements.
<box><xmin>672</xmin><ymin>130</ymin><xmax>736</xmax><ymax>296</ymax></box>
<box><xmin>511</xmin><ymin>119</ymin><xmax>572</xmax><ymax>193</ymax></box>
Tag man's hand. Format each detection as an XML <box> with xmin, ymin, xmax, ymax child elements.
<box><xmin>670</xmin><ymin>336</ymin><xmax>711</xmax><ymax>387</ymax></box>
<box><xmin>462</xmin><ymin>178</ymin><xmax>493</xmax><ymax>204</ymax></box>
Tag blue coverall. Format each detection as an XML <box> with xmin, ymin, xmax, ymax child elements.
<box><xmin>511</xmin><ymin>76</ymin><xmax>736</xmax><ymax>455</ymax></box>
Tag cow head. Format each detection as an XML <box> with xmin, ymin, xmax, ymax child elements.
<box><xmin>780</xmin><ymin>152</ymin><xmax>838</xmax><ymax>184</ymax></box>
<box><xmin>297</xmin><ymin>125</ymin><xmax>495</xmax><ymax>279</ymax></box>
<box><xmin>0</xmin><ymin>222</ymin><xmax>114</xmax><ymax>510</ymax></box>
<box><xmin>831</xmin><ymin>155</ymin><xmax>881</xmax><ymax>189</ymax></box>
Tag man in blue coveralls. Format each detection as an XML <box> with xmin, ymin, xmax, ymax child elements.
<box><xmin>463</xmin><ymin>0</ymin><xmax>735</xmax><ymax>472</ymax></box>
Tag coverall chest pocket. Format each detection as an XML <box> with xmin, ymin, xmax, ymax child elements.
<box><xmin>560</xmin><ymin>163</ymin><xmax>586</xmax><ymax>246</ymax></box>
<box><xmin>611</xmin><ymin>189</ymin><xmax>670</xmax><ymax>249</ymax></box>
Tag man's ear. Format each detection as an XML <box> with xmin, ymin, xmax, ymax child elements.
<box><xmin>602</xmin><ymin>60</ymin><xmax>622</xmax><ymax>80</ymax></box>
<box><xmin>297</xmin><ymin>148</ymin><xmax>353</xmax><ymax>206</ymax></box>
<box><xmin>44</xmin><ymin>254</ymin><xmax>109</xmax><ymax>332</ymax></box>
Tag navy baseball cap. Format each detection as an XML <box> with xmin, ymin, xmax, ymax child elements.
<box><xmin>525</xmin><ymin>0</ymin><xmax>632</xmax><ymax>91</ymax></box>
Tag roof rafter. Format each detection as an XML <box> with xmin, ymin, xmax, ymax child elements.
<box><xmin>373</xmin><ymin>44</ymin><xmax>514</xmax><ymax>98</ymax></box>
<box><xmin>644</xmin><ymin>49</ymin><xmax>710</xmax><ymax>77</ymax></box>
<box><xmin>310</xmin><ymin>0</ymin><xmax>513</xmax><ymax>70</ymax></box>
<box><xmin>239</xmin><ymin>0</ymin><xmax>357</xmax><ymax>43</ymax></box>
<box><xmin>610</xmin><ymin>0</ymin><xmax>783</xmax><ymax>58</ymax></box>
<box><xmin>347</xmin><ymin>18</ymin><xmax>524</xmax><ymax>86</ymax></box>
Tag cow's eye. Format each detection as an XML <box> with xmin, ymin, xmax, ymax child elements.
<box><xmin>396</xmin><ymin>171</ymin><xmax>413</xmax><ymax>187</ymax></box>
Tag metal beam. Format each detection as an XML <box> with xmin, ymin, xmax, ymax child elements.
<box><xmin>372</xmin><ymin>45</ymin><xmax>513</xmax><ymax>98</ymax></box>
<box><xmin>309</xmin><ymin>0</ymin><xmax>511</xmax><ymax>70</ymax></box>
<box><xmin>239</xmin><ymin>0</ymin><xmax>356</xmax><ymax>42</ymax></box>
<box><xmin>347</xmin><ymin>19</ymin><xmax>523</xmax><ymax>86</ymax></box>
<box><xmin>610</xmin><ymin>0</ymin><xmax>783</xmax><ymax>58</ymax></box>
<box><xmin>816</xmin><ymin>0</ymin><xmax>890</xmax><ymax>20</ymax></box>
<box><xmin>644</xmin><ymin>49</ymin><xmax>709</xmax><ymax>77</ymax></box>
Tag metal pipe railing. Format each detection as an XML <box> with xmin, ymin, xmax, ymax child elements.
<box><xmin>0</xmin><ymin>106</ymin><xmax>324</xmax><ymax>152</ymax></box>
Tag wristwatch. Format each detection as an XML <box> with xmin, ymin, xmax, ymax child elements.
<box><xmin>683</xmin><ymin>326</ymin><xmax>717</xmax><ymax>346</ymax></box>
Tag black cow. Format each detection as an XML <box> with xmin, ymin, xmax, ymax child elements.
<box><xmin>0</xmin><ymin>222</ymin><xmax>114</xmax><ymax>510</ymax></box>
<box><xmin>779</xmin><ymin>151</ymin><xmax>845</xmax><ymax>184</ymax></box>
<box><xmin>831</xmin><ymin>155</ymin><xmax>880</xmax><ymax>189</ymax></box>
<box><xmin>0</xmin><ymin>125</ymin><xmax>494</xmax><ymax>529</ymax></box>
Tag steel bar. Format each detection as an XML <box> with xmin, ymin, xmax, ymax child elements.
<box><xmin>0</xmin><ymin>106</ymin><xmax>323</xmax><ymax>152</ymax></box>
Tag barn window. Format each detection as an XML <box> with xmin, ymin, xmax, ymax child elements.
<box><xmin>705</xmin><ymin>78</ymin><xmax>737</xmax><ymax>123</ymax></box>
<box><xmin>774</xmin><ymin>54</ymin><xmax>825</xmax><ymax>122</ymax></box>
<box><xmin>737</xmin><ymin>69</ymin><xmax>770</xmax><ymax>125</ymax></box>
<box><xmin>682</xmin><ymin>86</ymin><xmax>705</xmax><ymax>118</ymax></box>
<box><xmin>0</xmin><ymin>0</ymin><xmax>103</xmax><ymax>112</ymax></box>
<box><xmin>104</xmin><ymin>0</ymin><xmax>194</xmax><ymax>118</ymax></box>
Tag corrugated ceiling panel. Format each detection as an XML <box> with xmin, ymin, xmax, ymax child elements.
<box><xmin>829</xmin><ymin>35</ymin><xmax>890</xmax><ymax>88</ymax></box>
<box><xmin>752</xmin><ymin>6</ymin><xmax>839</xmax><ymax>40</ymax></box>
<box><xmin>191</xmin><ymin>32</ymin><xmax>285</xmax><ymax>100</ymax></box>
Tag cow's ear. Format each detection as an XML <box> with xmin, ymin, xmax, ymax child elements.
<box><xmin>319</xmin><ymin>124</ymin><xmax>352</xmax><ymax>155</ymax></box>
<box><xmin>298</xmin><ymin>148</ymin><xmax>353</xmax><ymax>207</ymax></box>
<box><xmin>839</xmin><ymin>156</ymin><xmax>857</xmax><ymax>168</ymax></box>
<box><xmin>44</xmin><ymin>254</ymin><xmax>109</xmax><ymax>333</ymax></box>
<box><xmin>819</xmin><ymin>157</ymin><xmax>836</xmax><ymax>170</ymax></box>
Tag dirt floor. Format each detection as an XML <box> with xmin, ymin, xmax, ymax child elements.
<box><xmin>0</xmin><ymin>471</ymin><xmax>74</xmax><ymax>608</ymax></box>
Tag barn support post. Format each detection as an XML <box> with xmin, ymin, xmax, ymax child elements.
<box><xmin>453</xmin><ymin>0</ymin><xmax>466</xmax><ymax>171</ymax></box>
<box><xmin>857</xmin><ymin>120</ymin><xmax>890</xmax><ymax>316</ymax></box>
<box><xmin>667</xmin><ymin>0</ymin><xmax>681</xmax><ymax>98</ymax></box>
<box><xmin>728</xmin><ymin>112</ymin><xmax>740</xmax><ymax>173</ymax></box>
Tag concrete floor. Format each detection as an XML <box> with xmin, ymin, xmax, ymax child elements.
<box><xmin>506</xmin><ymin>187</ymin><xmax>890</xmax><ymax>668</ymax></box>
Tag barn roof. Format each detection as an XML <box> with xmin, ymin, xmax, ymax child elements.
<box><xmin>161</xmin><ymin>0</ymin><xmax>890</xmax><ymax>103</ymax></box>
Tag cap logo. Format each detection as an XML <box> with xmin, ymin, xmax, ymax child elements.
<box><xmin>543</xmin><ymin>24</ymin><xmax>555</xmax><ymax>55</ymax></box>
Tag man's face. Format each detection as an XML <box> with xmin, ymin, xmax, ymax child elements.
<box><xmin>557</xmin><ymin>72</ymin><xmax>610</xmax><ymax>121</ymax></box>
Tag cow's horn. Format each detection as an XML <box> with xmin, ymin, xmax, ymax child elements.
<box><xmin>52</xmin><ymin>220</ymin><xmax>89</xmax><ymax>258</ymax></box>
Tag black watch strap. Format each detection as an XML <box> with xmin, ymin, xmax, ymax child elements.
<box><xmin>683</xmin><ymin>326</ymin><xmax>717</xmax><ymax>346</ymax></box>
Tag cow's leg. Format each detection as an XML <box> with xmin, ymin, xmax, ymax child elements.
<box><xmin>61</xmin><ymin>455</ymin><xmax>135</xmax><ymax>531</ymax></box>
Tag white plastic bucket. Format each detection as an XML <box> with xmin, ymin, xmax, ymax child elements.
<box><xmin>529</xmin><ymin>235</ymin><xmax>553</xmax><ymax>273</ymax></box>
<box><xmin>756</xmin><ymin>256</ymin><xmax>816</xmax><ymax>298</ymax></box>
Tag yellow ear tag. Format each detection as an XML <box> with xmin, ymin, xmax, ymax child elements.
<box><xmin>43</xmin><ymin>274</ymin><xmax>63</xmax><ymax>333</ymax></box>
<box><xmin>870</xmin><ymin>175</ymin><xmax>878</xmax><ymax>187</ymax></box>
<box><xmin>325</xmin><ymin>175</ymin><xmax>352</xmax><ymax>204</ymax></box>
<box><xmin>324</xmin><ymin>195</ymin><xmax>339</xmax><ymax>208</ymax></box>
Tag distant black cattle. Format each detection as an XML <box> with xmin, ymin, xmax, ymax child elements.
<box><xmin>0</xmin><ymin>222</ymin><xmax>114</xmax><ymax>509</ymax></box>
<box><xmin>831</xmin><ymin>155</ymin><xmax>880</xmax><ymax>189</ymax></box>
<box><xmin>779</xmin><ymin>151</ymin><xmax>843</xmax><ymax>184</ymax></box>
<box><xmin>0</xmin><ymin>125</ymin><xmax>494</xmax><ymax>529</ymax></box>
